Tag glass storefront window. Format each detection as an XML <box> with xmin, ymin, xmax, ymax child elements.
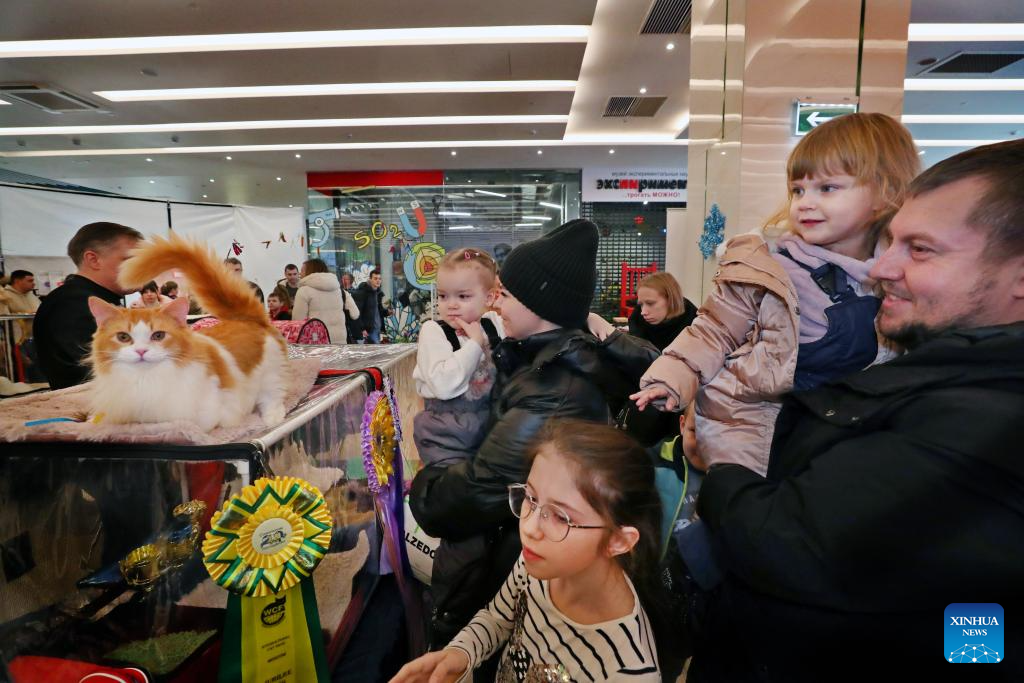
<box><xmin>306</xmin><ymin>170</ymin><xmax>580</xmax><ymax>338</ymax></box>
<box><xmin>306</xmin><ymin>169</ymin><xmax>678</xmax><ymax>339</ymax></box>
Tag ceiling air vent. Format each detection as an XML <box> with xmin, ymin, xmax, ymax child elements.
<box><xmin>604</xmin><ymin>96</ymin><xmax>668</xmax><ymax>118</ymax></box>
<box><xmin>0</xmin><ymin>85</ymin><xmax>106</xmax><ymax>113</ymax></box>
<box><xmin>920</xmin><ymin>51</ymin><xmax>1024</xmax><ymax>75</ymax></box>
<box><xmin>641</xmin><ymin>0</ymin><xmax>692</xmax><ymax>34</ymax></box>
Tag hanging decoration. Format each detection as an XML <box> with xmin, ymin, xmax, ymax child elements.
<box><xmin>699</xmin><ymin>204</ymin><xmax>726</xmax><ymax>259</ymax></box>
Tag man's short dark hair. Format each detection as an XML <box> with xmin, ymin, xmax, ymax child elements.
<box><xmin>908</xmin><ymin>139</ymin><xmax>1024</xmax><ymax>263</ymax></box>
<box><xmin>224</xmin><ymin>257</ymin><xmax>242</xmax><ymax>266</ymax></box>
<box><xmin>10</xmin><ymin>270</ymin><xmax>32</xmax><ymax>282</ymax></box>
<box><xmin>67</xmin><ymin>222</ymin><xmax>144</xmax><ymax>267</ymax></box>
<box><xmin>370</xmin><ymin>269</ymin><xmax>381</xmax><ymax>277</ymax></box>
<box><xmin>302</xmin><ymin>258</ymin><xmax>328</xmax><ymax>275</ymax></box>
<box><xmin>285</xmin><ymin>264</ymin><xmax>298</xmax><ymax>272</ymax></box>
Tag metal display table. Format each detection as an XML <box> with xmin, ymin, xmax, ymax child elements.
<box><xmin>0</xmin><ymin>343</ymin><xmax>421</xmax><ymax>682</ymax></box>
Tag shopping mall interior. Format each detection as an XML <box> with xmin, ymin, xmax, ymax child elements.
<box><xmin>0</xmin><ymin>1</ymin><xmax>1022</xmax><ymax>681</ymax></box>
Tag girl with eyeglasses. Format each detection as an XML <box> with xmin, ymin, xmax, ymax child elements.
<box><xmin>392</xmin><ymin>419</ymin><xmax>667</xmax><ymax>682</ymax></box>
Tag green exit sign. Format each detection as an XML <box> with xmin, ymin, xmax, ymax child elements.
<box><xmin>794</xmin><ymin>102</ymin><xmax>858</xmax><ymax>136</ymax></box>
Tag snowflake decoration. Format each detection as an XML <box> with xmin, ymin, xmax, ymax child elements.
<box><xmin>698</xmin><ymin>204</ymin><xmax>726</xmax><ymax>259</ymax></box>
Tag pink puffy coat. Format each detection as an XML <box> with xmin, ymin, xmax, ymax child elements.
<box><xmin>640</xmin><ymin>234</ymin><xmax>799</xmax><ymax>475</ymax></box>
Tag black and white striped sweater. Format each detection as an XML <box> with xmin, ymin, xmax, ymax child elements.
<box><xmin>448</xmin><ymin>555</ymin><xmax>660</xmax><ymax>682</ymax></box>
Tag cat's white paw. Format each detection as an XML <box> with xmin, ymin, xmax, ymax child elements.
<box><xmin>197</xmin><ymin>416</ymin><xmax>219</xmax><ymax>432</ymax></box>
<box><xmin>260</xmin><ymin>404</ymin><xmax>286</xmax><ymax>426</ymax></box>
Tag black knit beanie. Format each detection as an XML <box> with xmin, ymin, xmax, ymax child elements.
<box><xmin>499</xmin><ymin>218</ymin><xmax>599</xmax><ymax>329</ymax></box>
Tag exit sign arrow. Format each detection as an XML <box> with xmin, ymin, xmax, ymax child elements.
<box><xmin>806</xmin><ymin>111</ymin><xmax>833</xmax><ymax>127</ymax></box>
<box><xmin>795</xmin><ymin>102</ymin><xmax>858</xmax><ymax>136</ymax></box>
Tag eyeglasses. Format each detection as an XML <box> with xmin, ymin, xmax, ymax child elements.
<box><xmin>507</xmin><ymin>484</ymin><xmax>606</xmax><ymax>542</ymax></box>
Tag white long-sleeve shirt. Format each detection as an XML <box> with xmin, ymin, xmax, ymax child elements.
<box><xmin>448</xmin><ymin>556</ymin><xmax>661</xmax><ymax>682</ymax></box>
<box><xmin>413</xmin><ymin>311</ymin><xmax>504</xmax><ymax>400</ymax></box>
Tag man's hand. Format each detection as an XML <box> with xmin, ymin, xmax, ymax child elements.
<box><xmin>362</xmin><ymin>330</ymin><xmax>369</xmax><ymax>339</ymax></box>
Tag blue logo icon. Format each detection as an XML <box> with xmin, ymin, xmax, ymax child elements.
<box><xmin>945</xmin><ymin>603</ymin><xmax>1003</xmax><ymax>663</ymax></box>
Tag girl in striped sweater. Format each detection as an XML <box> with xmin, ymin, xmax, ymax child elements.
<box><xmin>391</xmin><ymin>419</ymin><xmax>666</xmax><ymax>683</ymax></box>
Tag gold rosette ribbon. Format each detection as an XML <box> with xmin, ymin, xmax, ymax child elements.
<box><xmin>363</xmin><ymin>392</ymin><xmax>397</xmax><ymax>491</ymax></box>
<box><xmin>201</xmin><ymin>476</ymin><xmax>332</xmax><ymax>598</ymax></box>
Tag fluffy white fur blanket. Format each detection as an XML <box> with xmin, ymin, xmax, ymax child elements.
<box><xmin>0</xmin><ymin>357</ymin><xmax>320</xmax><ymax>445</ymax></box>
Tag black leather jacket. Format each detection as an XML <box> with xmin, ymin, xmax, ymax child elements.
<box><xmin>409</xmin><ymin>327</ymin><xmax>658</xmax><ymax>644</ymax></box>
<box><xmin>694</xmin><ymin>323</ymin><xmax>1024</xmax><ymax>681</ymax></box>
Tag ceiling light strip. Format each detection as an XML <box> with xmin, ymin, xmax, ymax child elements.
<box><xmin>0</xmin><ymin>26</ymin><xmax>590</xmax><ymax>58</ymax></box>
<box><xmin>904</xmin><ymin>79</ymin><xmax>1024</xmax><ymax>92</ymax></box>
<box><xmin>902</xmin><ymin>114</ymin><xmax>1024</xmax><ymax>124</ymax></box>
<box><xmin>0</xmin><ymin>114</ymin><xmax>571</xmax><ymax>136</ymax></box>
<box><xmin>0</xmin><ymin>138</ymin><xmax>689</xmax><ymax>157</ymax></box>
<box><xmin>913</xmin><ymin>139</ymin><xmax>1009</xmax><ymax>147</ymax></box>
<box><xmin>95</xmin><ymin>80</ymin><xmax>578</xmax><ymax>102</ymax></box>
<box><xmin>907</xmin><ymin>23</ymin><xmax>1024</xmax><ymax>42</ymax></box>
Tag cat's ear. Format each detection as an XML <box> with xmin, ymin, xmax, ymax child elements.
<box><xmin>161</xmin><ymin>295</ymin><xmax>191</xmax><ymax>326</ymax></box>
<box><xmin>88</xmin><ymin>296</ymin><xmax>122</xmax><ymax>325</ymax></box>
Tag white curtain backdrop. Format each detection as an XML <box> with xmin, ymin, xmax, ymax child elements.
<box><xmin>170</xmin><ymin>204</ymin><xmax>305</xmax><ymax>297</ymax></box>
<box><xmin>0</xmin><ymin>186</ymin><xmax>169</xmax><ymax>257</ymax></box>
<box><xmin>0</xmin><ymin>185</ymin><xmax>306</xmax><ymax>301</ymax></box>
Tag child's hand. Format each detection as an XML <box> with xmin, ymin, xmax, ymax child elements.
<box><xmin>630</xmin><ymin>385</ymin><xmax>678</xmax><ymax>411</ymax></box>
<box><xmin>452</xmin><ymin>318</ymin><xmax>486</xmax><ymax>348</ymax></box>
<box><xmin>587</xmin><ymin>312</ymin><xmax>616</xmax><ymax>341</ymax></box>
<box><xmin>389</xmin><ymin>648</ymin><xmax>470</xmax><ymax>683</ymax></box>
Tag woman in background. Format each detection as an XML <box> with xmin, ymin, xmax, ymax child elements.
<box><xmin>292</xmin><ymin>259</ymin><xmax>358</xmax><ymax>343</ymax></box>
<box><xmin>628</xmin><ymin>272</ymin><xmax>697</xmax><ymax>351</ymax></box>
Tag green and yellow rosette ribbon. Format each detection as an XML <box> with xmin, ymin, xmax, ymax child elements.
<box><xmin>202</xmin><ymin>476</ymin><xmax>332</xmax><ymax>683</ymax></box>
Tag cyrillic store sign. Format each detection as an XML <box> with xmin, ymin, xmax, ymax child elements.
<box><xmin>582</xmin><ymin>168</ymin><xmax>687</xmax><ymax>203</ymax></box>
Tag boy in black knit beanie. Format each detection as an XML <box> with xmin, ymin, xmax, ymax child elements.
<box><xmin>410</xmin><ymin>219</ymin><xmax>660</xmax><ymax>652</ymax></box>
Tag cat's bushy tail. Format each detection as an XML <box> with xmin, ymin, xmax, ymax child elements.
<box><xmin>118</xmin><ymin>233</ymin><xmax>268</xmax><ymax>324</ymax></box>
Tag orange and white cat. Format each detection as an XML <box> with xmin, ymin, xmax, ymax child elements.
<box><xmin>87</xmin><ymin>234</ymin><xmax>288</xmax><ymax>430</ymax></box>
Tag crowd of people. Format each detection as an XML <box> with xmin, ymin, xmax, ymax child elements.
<box><xmin>10</xmin><ymin>238</ymin><xmax>395</xmax><ymax>389</ymax></box>
<box><xmin>400</xmin><ymin>118</ymin><xmax>1024</xmax><ymax>682</ymax></box>
<box><xmin>2</xmin><ymin>114</ymin><xmax>1021</xmax><ymax>680</ymax></box>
